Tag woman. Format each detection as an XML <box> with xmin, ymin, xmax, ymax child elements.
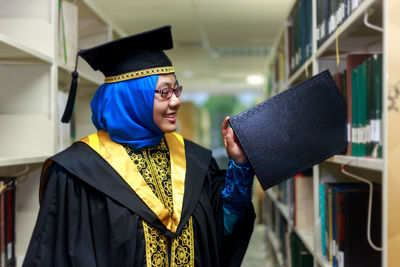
<box><xmin>23</xmin><ymin>25</ymin><xmax>255</xmax><ymax>267</ymax></box>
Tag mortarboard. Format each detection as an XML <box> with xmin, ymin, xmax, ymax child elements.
<box><xmin>229</xmin><ymin>70</ymin><xmax>347</xmax><ymax>190</ymax></box>
<box><xmin>62</xmin><ymin>25</ymin><xmax>175</xmax><ymax>123</ymax></box>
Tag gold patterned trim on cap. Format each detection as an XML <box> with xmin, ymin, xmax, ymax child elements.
<box><xmin>104</xmin><ymin>66</ymin><xmax>175</xmax><ymax>83</ymax></box>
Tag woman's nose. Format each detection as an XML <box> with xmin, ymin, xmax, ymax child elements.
<box><xmin>169</xmin><ymin>93</ymin><xmax>181</xmax><ymax>107</ymax></box>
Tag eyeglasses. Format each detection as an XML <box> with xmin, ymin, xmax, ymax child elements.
<box><xmin>155</xmin><ymin>85</ymin><xmax>183</xmax><ymax>99</ymax></box>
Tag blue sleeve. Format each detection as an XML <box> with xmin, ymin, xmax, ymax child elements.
<box><xmin>222</xmin><ymin>159</ymin><xmax>255</xmax><ymax>235</ymax></box>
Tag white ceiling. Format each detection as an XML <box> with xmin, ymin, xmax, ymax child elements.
<box><xmin>92</xmin><ymin>0</ymin><xmax>294</xmax><ymax>93</ymax></box>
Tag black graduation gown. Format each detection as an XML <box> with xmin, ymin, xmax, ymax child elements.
<box><xmin>22</xmin><ymin>138</ymin><xmax>255</xmax><ymax>267</ymax></box>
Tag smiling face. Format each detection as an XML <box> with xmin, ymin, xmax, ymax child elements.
<box><xmin>153</xmin><ymin>74</ymin><xmax>181</xmax><ymax>133</ymax></box>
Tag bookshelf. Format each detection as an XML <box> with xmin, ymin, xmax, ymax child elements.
<box><xmin>263</xmin><ymin>0</ymin><xmax>399</xmax><ymax>266</ymax></box>
<box><xmin>0</xmin><ymin>0</ymin><xmax>126</xmax><ymax>266</ymax></box>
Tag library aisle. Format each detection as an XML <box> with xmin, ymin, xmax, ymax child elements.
<box><xmin>242</xmin><ymin>224</ymin><xmax>274</xmax><ymax>267</ymax></box>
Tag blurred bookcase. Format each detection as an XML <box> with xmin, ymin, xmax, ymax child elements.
<box><xmin>263</xmin><ymin>0</ymin><xmax>400</xmax><ymax>266</ymax></box>
<box><xmin>0</xmin><ymin>0</ymin><xmax>126</xmax><ymax>265</ymax></box>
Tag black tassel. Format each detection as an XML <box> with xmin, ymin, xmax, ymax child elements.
<box><xmin>61</xmin><ymin>52</ymin><xmax>80</xmax><ymax>123</ymax></box>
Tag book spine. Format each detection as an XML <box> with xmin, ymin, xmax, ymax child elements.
<box><xmin>328</xmin><ymin>187</ymin><xmax>333</xmax><ymax>263</ymax></box>
<box><xmin>358</xmin><ymin>62</ymin><xmax>367</xmax><ymax>156</ymax></box>
<box><xmin>320</xmin><ymin>184</ymin><xmax>327</xmax><ymax>256</ymax></box>
<box><xmin>351</xmin><ymin>68</ymin><xmax>359</xmax><ymax>156</ymax></box>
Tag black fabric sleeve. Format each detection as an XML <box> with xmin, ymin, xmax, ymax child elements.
<box><xmin>23</xmin><ymin>166</ymin><xmax>100</xmax><ymax>267</ymax></box>
<box><xmin>206</xmin><ymin>157</ymin><xmax>256</xmax><ymax>267</ymax></box>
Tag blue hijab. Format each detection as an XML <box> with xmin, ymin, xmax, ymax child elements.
<box><xmin>91</xmin><ymin>74</ymin><xmax>164</xmax><ymax>149</ymax></box>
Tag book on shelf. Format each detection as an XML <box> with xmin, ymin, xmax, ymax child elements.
<box><xmin>287</xmin><ymin>0</ymin><xmax>312</xmax><ymax>75</ymax></box>
<box><xmin>290</xmin><ymin>231</ymin><xmax>314</xmax><ymax>267</ymax></box>
<box><xmin>319</xmin><ymin>183</ymin><xmax>327</xmax><ymax>257</ymax></box>
<box><xmin>0</xmin><ymin>178</ymin><xmax>16</xmax><ymax>267</ymax></box>
<box><xmin>317</xmin><ymin>0</ymin><xmax>363</xmax><ymax>48</ymax></box>
<box><xmin>339</xmin><ymin>53</ymin><xmax>383</xmax><ymax>158</ymax></box>
<box><xmin>320</xmin><ymin>183</ymin><xmax>382</xmax><ymax>267</ymax></box>
<box><xmin>294</xmin><ymin>173</ymin><xmax>313</xmax><ymax>229</ymax></box>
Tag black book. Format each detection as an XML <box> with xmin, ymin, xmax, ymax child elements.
<box><xmin>229</xmin><ymin>70</ymin><xmax>347</xmax><ymax>190</ymax></box>
<box><xmin>343</xmin><ymin>188</ymin><xmax>382</xmax><ymax>267</ymax></box>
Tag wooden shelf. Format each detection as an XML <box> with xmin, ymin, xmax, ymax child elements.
<box><xmin>286</xmin><ymin>57</ymin><xmax>313</xmax><ymax>87</ymax></box>
<box><xmin>0</xmin><ymin>33</ymin><xmax>52</xmax><ymax>63</ymax></box>
<box><xmin>58</xmin><ymin>62</ymin><xmax>103</xmax><ymax>88</ymax></box>
<box><xmin>0</xmin><ymin>156</ymin><xmax>49</xmax><ymax>168</ymax></box>
<box><xmin>294</xmin><ymin>227</ymin><xmax>314</xmax><ymax>253</ymax></box>
<box><xmin>266</xmin><ymin>189</ymin><xmax>291</xmax><ymax>222</ymax></box>
<box><xmin>325</xmin><ymin>155</ymin><xmax>383</xmax><ymax>171</ymax></box>
<box><xmin>265</xmin><ymin>226</ymin><xmax>284</xmax><ymax>267</ymax></box>
<box><xmin>315</xmin><ymin>251</ymin><xmax>331</xmax><ymax>267</ymax></box>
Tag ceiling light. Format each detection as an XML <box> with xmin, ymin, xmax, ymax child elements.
<box><xmin>247</xmin><ymin>75</ymin><xmax>265</xmax><ymax>85</ymax></box>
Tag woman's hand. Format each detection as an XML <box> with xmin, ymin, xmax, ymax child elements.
<box><xmin>221</xmin><ymin>116</ymin><xmax>247</xmax><ymax>163</ymax></box>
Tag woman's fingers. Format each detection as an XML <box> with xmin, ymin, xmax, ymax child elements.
<box><xmin>221</xmin><ymin>116</ymin><xmax>230</xmax><ymax>137</ymax></box>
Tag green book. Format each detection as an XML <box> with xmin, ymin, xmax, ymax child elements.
<box><xmin>358</xmin><ymin>61</ymin><xmax>367</xmax><ymax>157</ymax></box>
<box><xmin>351</xmin><ymin>67</ymin><xmax>359</xmax><ymax>156</ymax></box>
<box><xmin>366</xmin><ymin>57</ymin><xmax>374</xmax><ymax>156</ymax></box>
<box><xmin>290</xmin><ymin>232</ymin><xmax>314</xmax><ymax>267</ymax></box>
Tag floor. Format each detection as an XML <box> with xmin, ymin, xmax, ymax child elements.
<box><xmin>241</xmin><ymin>224</ymin><xmax>275</xmax><ymax>267</ymax></box>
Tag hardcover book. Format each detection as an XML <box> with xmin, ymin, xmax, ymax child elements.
<box><xmin>229</xmin><ymin>70</ymin><xmax>347</xmax><ymax>190</ymax></box>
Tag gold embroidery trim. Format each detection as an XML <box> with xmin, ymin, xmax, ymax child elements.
<box><xmin>171</xmin><ymin>217</ymin><xmax>194</xmax><ymax>266</ymax></box>
<box><xmin>104</xmin><ymin>66</ymin><xmax>175</xmax><ymax>83</ymax></box>
<box><xmin>143</xmin><ymin>220</ymin><xmax>169</xmax><ymax>267</ymax></box>
<box><xmin>126</xmin><ymin>139</ymin><xmax>174</xmax><ymax>216</ymax></box>
<box><xmin>79</xmin><ymin>130</ymin><xmax>186</xmax><ymax>233</ymax></box>
<box><xmin>143</xmin><ymin>217</ymin><xmax>194</xmax><ymax>267</ymax></box>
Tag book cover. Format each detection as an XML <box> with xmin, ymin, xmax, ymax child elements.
<box><xmin>229</xmin><ymin>70</ymin><xmax>347</xmax><ymax>190</ymax></box>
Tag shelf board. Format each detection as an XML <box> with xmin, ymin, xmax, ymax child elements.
<box><xmin>265</xmin><ymin>227</ymin><xmax>284</xmax><ymax>267</ymax></box>
<box><xmin>266</xmin><ymin>189</ymin><xmax>291</xmax><ymax>222</ymax></box>
<box><xmin>276</xmin><ymin>202</ymin><xmax>290</xmax><ymax>222</ymax></box>
<box><xmin>315</xmin><ymin>251</ymin><xmax>331</xmax><ymax>267</ymax></box>
<box><xmin>79</xmin><ymin>0</ymin><xmax>127</xmax><ymax>38</ymax></box>
<box><xmin>266</xmin><ymin>189</ymin><xmax>278</xmax><ymax>201</ymax></box>
<box><xmin>0</xmin><ymin>33</ymin><xmax>52</xmax><ymax>64</ymax></box>
<box><xmin>286</xmin><ymin>57</ymin><xmax>313</xmax><ymax>87</ymax></box>
<box><xmin>58</xmin><ymin>62</ymin><xmax>102</xmax><ymax>88</ymax></box>
<box><xmin>0</xmin><ymin>155</ymin><xmax>49</xmax><ymax>167</ymax></box>
<box><xmin>294</xmin><ymin>227</ymin><xmax>315</xmax><ymax>253</ymax></box>
<box><xmin>325</xmin><ymin>155</ymin><xmax>383</xmax><ymax>171</ymax></box>
<box><xmin>315</xmin><ymin>0</ymin><xmax>382</xmax><ymax>58</ymax></box>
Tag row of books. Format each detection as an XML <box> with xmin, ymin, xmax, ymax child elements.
<box><xmin>265</xmin><ymin>172</ymin><xmax>314</xmax><ymax>266</ymax></box>
<box><xmin>287</xmin><ymin>0</ymin><xmax>312</xmax><ymax>75</ymax></box>
<box><xmin>333</xmin><ymin>53</ymin><xmax>382</xmax><ymax>158</ymax></box>
<box><xmin>320</xmin><ymin>183</ymin><xmax>381</xmax><ymax>267</ymax></box>
<box><xmin>317</xmin><ymin>0</ymin><xmax>365</xmax><ymax>48</ymax></box>
<box><xmin>0</xmin><ymin>178</ymin><xmax>16</xmax><ymax>267</ymax></box>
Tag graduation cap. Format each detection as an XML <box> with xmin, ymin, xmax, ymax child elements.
<box><xmin>61</xmin><ymin>25</ymin><xmax>175</xmax><ymax>123</ymax></box>
<box><xmin>229</xmin><ymin>70</ymin><xmax>347</xmax><ymax>190</ymax></box>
